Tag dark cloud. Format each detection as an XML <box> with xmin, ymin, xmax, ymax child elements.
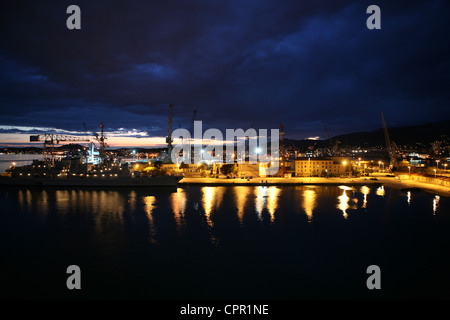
<box><xmin>0</xmin><ymin>0</ymin><xmax>449</xmax><ymax>142</ymax></box>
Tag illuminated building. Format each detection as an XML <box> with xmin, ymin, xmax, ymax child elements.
<box><xmin>294</xmin><ymin>157</ymin><xmax>348</xmax><ymax>177</ymax></box>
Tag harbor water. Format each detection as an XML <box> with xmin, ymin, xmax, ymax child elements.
<box><xmin>1</xmin><ymin>185</ymin><xmax>449</xmax><ymax>299</ymax></box>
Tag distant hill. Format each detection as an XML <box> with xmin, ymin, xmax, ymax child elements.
<box><xmin>284</xmin><ymin>120</ymin><xmax>450</xmax><ymax>149</ymax></box>
<box><xmin>331</xmin><ymin>120</ymin><xmax>450</xmax><ymax>147</ymax></box>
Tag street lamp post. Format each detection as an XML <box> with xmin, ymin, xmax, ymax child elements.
<box><xmin>434</xmin><ymin>168</ymin><xmax>437</xmax><ymax>179</ymax></box>
<box><xmin>343</xmin><ymin>161</ymin><xmax>347</xmax><ymax>177</ymax></box>
<box><xmin>408</xmin><ymin>166</ymin><xmax>411</xmax><ymax>175</ymax></box>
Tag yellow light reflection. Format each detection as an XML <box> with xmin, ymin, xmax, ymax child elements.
<box><xmin>255</xmin><ymin>186</ymin><xmax>267</xmax><ymax>220</ymax></box>
<box><xmin>171</xmin><ymin>188</ymin><xmax>187</xmax><ymax>229</ymax></box>
<box><xmin>201</xmin><ymin>187</ymin><xmax>225</xmax><ymax>227</ymax></box>
<box><xmin>144</xmin><ymin>195</ymin><xmax>158</xmax><ymax>244</ymax></box>
<box><xmin>433</xmin><ymin>195</ymin><xmax>440</xmax><ymax>215</ymax></box>
<box><xmin>302</xmin><ymin>189</ymin><xmax>317</xmax><ymax>222</ymax></box>
<box><xmin>266</xmin><ymin>186</ymin><xmax>280</xmax><ymax>222</ymax></box>
<box><xmin>128</xmin><ymin>190</ymin><xmax>137</xmax><ymax>211</ymax></box>
<box><xmin>254</xmin><ymin>186</ymin><xmax>279</xmax><ymax>222</ymax></box>
<box><xmin>337</xmin><ymin>189</ymin><xmax>350</xmax><ymax>219</ymax></box>
<box><xmin>407</xmin><ymin>191</ymin><xmax>411</xmax><ymax>206</ymax></box>
<box><xmin>234</xmin><ymin>186</ymin><xmax>251</xmax><ymax>223</ymax></box>
<box><xmin>360</xmin><ymin>186</ymin><xmax>370</xmax><ymax>208</ymax></box>
<box><xmin>376</xmin><ymin>186</ymin><xmax>385</xmax><ymax>197</ymax></box>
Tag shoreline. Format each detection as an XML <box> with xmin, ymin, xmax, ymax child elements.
<box><xmin>179</xmin><ymin>176</ymin><xmax>450</xmax><ymax>197</ymax></box>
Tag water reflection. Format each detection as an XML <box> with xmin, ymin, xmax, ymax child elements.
<box><xmin>144</xmin><ymin>195</ymin><xmax>158</xmax><ymax>244</ymax></box>
<box><xmin>18</xmin><ymin>189</ymin><xmax>48</xmax><ymax>213</ymax></box>
<box><xmin>266</xmin><ymin>186</ymin><xmax>280</xmax><ymax>222</ymax></box>
<box><xmin>128</xmin><ymin>190</ymin><xmax>137</xmax><ymax>212</ymax></box>
<box><xmin>407</xmin><ymin>191</ymin><xmax>411</xmax><ymax>206</ymax></box>
<box><xmin>234</xmin><ymin>186</ymin><xmax>251</xmax><ymax>223</ymax></box>
<box><xmin>433</xmin><ymin>195</ymin><xmax>440</xmax><ymax>215</ymax></box>
<box><xmin>302</xmin><ymin>189</ymin><xmax>317</xmax><ymax>222</ymax></box>
<box><xmin>201</xmin><ymin>187</ymin><xmax>225</xmax><ymax>227</ymax></box>
<box><xmin>254</xmin><ymin>186</ymin><xmax>280</xmax><ymax>222</ymax></box>
<box><xmin>337</xmin><ymin>189</ymin><xmax>350</xmax><ymax>219</ymax></box>
<box><xmin>255</xmin><ymin>186</ymin><xmax>267</xmax><ymax>219</ymax></box>
<box><xmin>376</xmin><ymin>186</ymin><xmax>385</xmax><ymax>197</ymax></box>
<box><xmin>360</xmin><ymin>186</ymin><xmax>370</xmax><ymax>208</ymax></box>
<box><xmin>171</xmin><ymin>188</ymin><xmax>187</xmax><ymax>230</ymax></box>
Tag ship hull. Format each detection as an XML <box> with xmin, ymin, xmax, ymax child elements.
<box><xmin>0</xmin><ymin>176</ymin><xmax>183</xmax><ymax>187</ymax></box>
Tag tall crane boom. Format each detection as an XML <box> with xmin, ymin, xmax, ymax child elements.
<box><xmin>380</xmin><ymin>111</ymin><xmax>397</xmax><ymax>170</ymax></box>
<box><xmin>276</xmin><ymin>123</ymin><xmax>286</xmax><ymax>177</ymax></box>
<box><xmin>166</xmin><ymin>104</ymin><xmax>174</xmax><ymax>160</ymax></box>
<box><xmin>30</xmin><ymin>134</ymin><xmax>91</xmax><ymax>166</ymax></box>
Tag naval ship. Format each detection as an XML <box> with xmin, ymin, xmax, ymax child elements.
<box><xmin>0</xmin><ymin>156</ymin><xmax>183</xmax><ymax>188</ymax></box>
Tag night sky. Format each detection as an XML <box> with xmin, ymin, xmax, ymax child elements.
<box><xmin>1</xmin><ymin>0</ymin><xmax>449</xmax><ymax>147</ymax></box>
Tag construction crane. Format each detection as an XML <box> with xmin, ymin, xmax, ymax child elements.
<box><xmin>276</xmin><ymin>123</ymin><xmax>286</xmax><ymax>177</ymax></box>
<box><xmin>166</xmin><ymin>104</ymin><xmax>174</xmax><ymax>162</ymax></box>
<box><xmin>29</xmin><ymin>134</ymin><xmax>91</xmax><ymax>166</ymax></box>
<box><xmin>323</xmin><ymin>124</ymin><xmax>340</xmax><ymax>156</ymax></box>
<box><xmin>323</xmin><ymin>124</ymin><xmax>333</xmax><ymax>155</ymax></box>
<box><xmin>94</xmin><ymin>122</ymin><xmax>108</xmax><ymax>158</ymax></box>
<box><xmin>381</xmin><ymin>111</ymin><xmax>398</xmax><ymax>171</ymax></box>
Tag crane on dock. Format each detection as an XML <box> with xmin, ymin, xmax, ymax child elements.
<box><xmin>166</xmin><ymin>104</ymin><xmax>174</xmax><ymax>162</ymax></box>
<box><xmin>381</xmin><ymin>111</ymin><xmax>399</xmax><ymax>171</ymax></box>
<box><xmin>30</xmin><ymin>134</ymin><xmax>91</xmax><ymax>166</ymax></box>
<box><xmin>94</xmin><ymin>122</ymin><xmax>108</xmax><ymax>159</ymax></box>
<box><xmin>276</xmin><ymin>123</ymin><xmax>286</xmax><ymax>177</ymax></box>
<box><xmin>323</xmin><ymin>124</ymin><xmax>341</xmax><ymax>156</ymax></box>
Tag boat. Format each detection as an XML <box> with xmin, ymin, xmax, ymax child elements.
<box><xmin>0</xmin><ymin>159</ymin><xmax>183</xmax><ymax>187</ymax></box>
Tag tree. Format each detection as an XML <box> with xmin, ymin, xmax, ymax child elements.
<box><xmin>220</xmin><ymin>164</ymin><xmax>237</xmax><ymax>176</ymax></box>
<box><xmin>179</xmin><ymin>162</ymin><xmax>189</xmax><ymax>169</ymax></box>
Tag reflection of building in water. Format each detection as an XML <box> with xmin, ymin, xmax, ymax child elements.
<box><xmin>171</xmin><ymin>188</ymin><xmax>187</xmax><ymax>230</ymax></box>
<box><xmin>255</xmin><ymin>186</ymin><xmax>280</xmax><ymax>222</ymax></box>
<box><xmin>144</xmin><ymin>195</ymin><xmax>158</xmax><ymax>244</ymax></box>
<box><xmin>18</xmin><ymin>189</ymin><xmax>49</xmax><ymax>214</ymax></box>
<box><xmin>201</xmin><ymin>187</ymin><xmax>225</xmax><ymax>227</ymax></box>
<box><xmin>407</xmin><ymin>191</ymin><xmax>411</xmax><ymax>206</ymax></box>
<box><xmin>433</xmin><ymin>195</ymin><xmax>440</xmax><ymax>215</ymax></box>
<box><xmin>234</xmin><ymin>186</ymin><xmax>251</xmax><ymax>223</ymax></box>
<box><xmin>266</xmin><ymin>186</ymin><xmax>280</xmax><ymax>222</ymax></box>
<box><xmin>302</xmin><ymin>189</ymin><xmax>317</xmax><ymax>222</ymax></box>
<box><xmin>255</xmin><ymin>186</ymin><xmax>267</xmax><ymax>219</ymax></box>
<box><xmin>360</xmin><ymin>186</ymin><xmax>370</xmax><ymax>208</ymax></box>
<box><xmin>376</xmin><ymin>186</ymin><xmax>385</xmax><ymax>197</ymax></box>
<box><xmin>337</xmin><ymin>189</ymin><xmax>350</xmax><ymax>219</ymax></box>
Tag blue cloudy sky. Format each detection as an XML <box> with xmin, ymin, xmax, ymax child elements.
<box><xmin>0</xmin><ymin>0</ymin><xmax>449</xmax><ymax>146</ymax></box>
